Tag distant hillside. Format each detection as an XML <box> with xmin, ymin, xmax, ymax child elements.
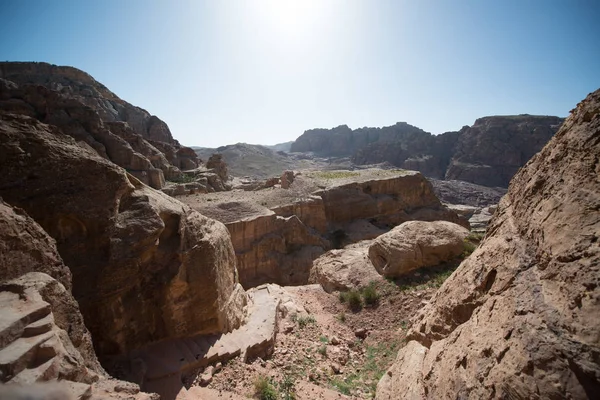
<box><xmin>290</xmin><ymin>115</ymin><xmax>564</xmax><ymax>187</ymax></box>
<box><xmin>192</xmin><ymin>143</ymin><xmax>317</xmax><ymax>179</ymax></box>
<box><xmin>265</xmin><ymin>141</ymin><xmax>293</xmax><ymax>152</ymax></box>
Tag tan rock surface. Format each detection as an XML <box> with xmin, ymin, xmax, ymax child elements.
<box><xmin>0</xmin><ymin>113</ymin><xmax>245</xmax><ymax>359</ymax></box>
<box><xmin>309</xmin><ymin>241</ymin><xmax>383</xmax><ymax>293</ymax></box>
<box><xmin>376</xmin><ymin>90</ymin><xmax>600</xmax><ymax>399</ymax></box>
<box><xmin>368</xmin><ymin>221</ymin><xmax>469</xmax><ymax>278</ymax></box>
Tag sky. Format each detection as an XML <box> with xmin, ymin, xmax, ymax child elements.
<box><xmin>1</xmin><ymin>0</ymin><xmax>599</xmax><ymax>147</ymax></box>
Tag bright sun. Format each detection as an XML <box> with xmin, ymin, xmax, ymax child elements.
<box><xmin>255</xmin><ymin>0</ymin><xmax>329</xmax><ymax>39</ymax></box>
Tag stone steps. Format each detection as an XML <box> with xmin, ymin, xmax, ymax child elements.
<box><xmin>0</xmin><ymin>290</ymin><xmax>52</xmax><ymax>348</ymax></box>
<box><xmin>0</xmin><ymin>330</ymin><xmax>56</xmax><ymax>380</ymax></box>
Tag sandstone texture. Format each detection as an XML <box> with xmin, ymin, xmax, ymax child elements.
<box><xmin>0</xmin><ymin>201</ymin><xmax>155</xmax><ymax>399</ymax></box>
<box><xmin>0</xmin><ymin>62</ymin><xmax>199</xmax><ymax>188</ymax></box>
<box><xmin>290</xmin><ymin>116</ymin><xmax>562</xmax><ymax>187</ymax></box>
<box><xmin>0</xmin><ymin>113</ymin><xmax>246</xmax><ymax>360</ymax></box>
<box><xmin>309</xmin><ymin>241</ymin><xmax>383</xmax><ymax>293</ymax></box>
<box><xmin>376</xmin><ymin>90</ymin><xmax>600</xmax><ymax>399</ymax></box>
<box><xmin>368</xmin><ymin>221</ymin><xmax>470</xmax><ymax>278</ymax></box>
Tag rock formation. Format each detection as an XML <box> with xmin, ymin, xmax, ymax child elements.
<box><xmin>376</xmin><ymin>90</ymin><xmax>600</xmax><ymax>399</ymax></box>
<box><xmin>0</xmin><ymin>200</ymin><xmax>156</xmax><ymax>399</ymax></box>
<box><xmin>368</xmin><ymin>221</ymin><xmax>469</xmax><ymax>278</ymax></box>
<box><xmin>0</xmin><ymin>113</ymin><xmax>246</xmax><ymax>361</ymax></box>
<box><xmin>309</xmin><ymin>241</ymin><xmax>383</xmax><ymax>293</ymax></box>
<box><xmin>290</xmin><ymin>116</ymin><xmax>563</xmax><ymax>187</ymax></box>
<box><xmin>196</xmin><ymin>170</ymin><xmax>467</xmax><ymax>289</ymax></box>
<box><xmin>445</xmin><ymin>114</ymin><xmax>564</xmax><ymax>187</ymax></box>
<box><xmin>0</xmin><ymin>62</ymin><xmax>199</xmax><ymax>188</ymax></box>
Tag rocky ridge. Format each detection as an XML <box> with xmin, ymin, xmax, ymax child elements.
<box><xmin>290</xmin><ymin>116</ymin><xmax>563</xmax><ymax>187</ymax></box>
<box><xmin>376</xmin><ymin>90</ymin><xmax>600</xmax><ymax>398</ymax></box>
<box><xmin>0</xmin><ymin>62</ymin><xmax>199</xmax><ymax>189</ymax></box>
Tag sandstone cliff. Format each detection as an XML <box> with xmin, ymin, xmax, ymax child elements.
<box><xmin>290</xmin><ymin>116</ymin><xmax>563</xmax><ymax>187</ymax></box>
<box><xmin>445</xmin><ymin>114</ymin><xmax>564</xmax><ymax>187</ymax></box>
<box><xmin>376</xmin><ymin>90</ymin><xmax>600</xmax><ymax>399</ymax></box>
<box><xmin>0</xmin><ymin>113</ymin><xmax>246</xmax><ymax>361</ymax></box>
<box><xmin>0</xmin><ymin>62</ymin><xmax>199</xmax><ymax>188</ymax></box>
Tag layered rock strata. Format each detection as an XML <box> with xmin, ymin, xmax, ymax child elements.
<box><xmin>376</xmin><ymin>90</ymin><xmax>600</xmax><ymax>399</ymax></box>
<box><xmin>0</xmin><ymin>62</ymin><xmax>198</xmax><ymax>189</ymax></box>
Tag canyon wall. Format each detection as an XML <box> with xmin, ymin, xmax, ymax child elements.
<box><xmin>376</xmin><ymin>90</ymin><xmax>600</xmax><ymax>399</ymax></box>
<box><xmin>291</xmin><ymin>116</ymin><xmax>563</xmax><ymax>187</ymax></box>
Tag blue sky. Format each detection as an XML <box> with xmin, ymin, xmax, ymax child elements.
<box><xmin>1</xmin><ymin>0</ymin><xmax>599</xmax><ymax>147</ymax></box>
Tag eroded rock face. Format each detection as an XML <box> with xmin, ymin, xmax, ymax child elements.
<box><xmin>227</xmin><ymin>212</ymin><xmax>329</xmax><ymax>288</ymax></box>
<box><xmin>0</xmin><ymin>62</ymin><xmax>199</xmax><ymax>188</ymax></box>
<box><xmin>368</xmin><ymin>221</ymin><xmax>469</xmax><ymax>278</ymax></box>
<box><xmin>376</xmin><ymin>90</ymin><xmax>600</xmax><ymax>399</ymax></box>
<box><xmin>291</xmin><ymin>116</ymin><xmax>562</xmax><ymax>187</ymax></box>
<box><xmin>0</xmin><ymin>200</ymin><xmax>71</xmax><ymax>291</ymax></box>
<box><xmin>445</xmin><ymin>115</ymin><xmax>564</xmax><ymax>187</ymax></box>
<box><xmin>0</xmin><ymin>113</ymin><xmax>245</xmax><ymax>359</ymax></box>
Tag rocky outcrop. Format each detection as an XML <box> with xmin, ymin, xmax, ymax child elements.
<box><xmin>376</xmin><ymin>90</ymin><xmax>600</xmax><ymax>399</ymax></box>
<box><xmin>221</xmin><ymin>171</ymin><xmax>466</xmax><ymax>288</ymax></box>
<box><xmin>445</xmin><ymin>115</ymin><xmax>564</xmax><ymax>187</ymax></box>
<box><xmin>0</xmin><ymin>113</ymin><xmax>246</xmax><ymax>360</ymax></box>
<box><xmin>0</xmin><ymin>201</ymin><xmax>156</xmax><ymax>399</ymax></box>
<box><xmin>0</xmin><ymin>200</ymin><xmax>71</xmax><ymax>291</ymax></box>
<box><xmin>368</xmin><ymin>221</ymin><xmax>469</xmax><ymax>278</ymax></box>
<box><xmin>206</xmin><ymin>154</ymin><xmax>229</xmax><ymax>182</ymax></box>
<box><xmin>0</xmin><ymin>62</ymin><xmax>199</xmax><ymax>188</ymax></box>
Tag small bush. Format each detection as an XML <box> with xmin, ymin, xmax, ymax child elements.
<box><xmin>337</xmin><ymin>311</ymin><xmax>346</xmax><ymax>323</ymax></box>
<box><xmin>317</xmin><ymin>344</ymin><xmax>327</xmax><ymax>356</ymax></box>
<box><xmin>319</xmin><ymin>335</ymin><xmax>329</xmax><ymax>344</ymax></box>
<box><xmin>345</xmin><ymin>290</ymin><xmax>362</xmax><ymax>311</ymax></box>
<box><xmin>254</xmin><ymin>375</ymin><xmax>277</xmax><ymax>400</ymax></box>
<box><xmin>361</xmin><ymin>283</ymin><xmax>380</xmax><ymax>306</ymax></box>
<box><xmin>292</xmin><ymin>313</ymin><xmax>316</xmax><ymax>329</ymax></box>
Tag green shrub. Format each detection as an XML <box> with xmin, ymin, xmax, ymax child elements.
<box><xmin>361</xmin><ymin>283</ymin><xmax>380</xmax><ymax>306</ymax></box>
<box><xmin>337</xmin><ymin>311</ymin><xmax>346</xmax><ymax>323</ymax></box>
<box><xmin>345</xmin><ymin>290</ymin><xmax>362</xmax><ymax>311</ymax></box>
<box><xmin>291</xmin><ymin>313</ymin><xmax>316</xmax><ymax>329</ymax></box>
<box><xmin>254</xmin><ymin>375</ymin><xmax>277</xmax><ymax>400</ymax></box>
<box><xmin>317</xmin><ymin>344</ymin><xmax>327</xmax><ymax>356</ymax></box>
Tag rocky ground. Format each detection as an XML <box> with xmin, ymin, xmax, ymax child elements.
<box><xmin>185</xmin><ymin>260</ymin><xmax>464</xmax><ymax>399</ymax></box>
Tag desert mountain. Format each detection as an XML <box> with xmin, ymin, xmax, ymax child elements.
<box><xmin>291</xmin><ymin>115</ymin><xmax>563</xmax><ymax>187</ymax></box>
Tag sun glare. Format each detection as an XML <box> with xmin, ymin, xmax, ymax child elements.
<box><xmin>255</xmin><ymin>0</ymin><xmax>329</xmax><ymax>39</ymax></box>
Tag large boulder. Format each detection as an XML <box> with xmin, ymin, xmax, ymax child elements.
<box><xmin>368</xmin><ymin>221</ymin><xmax>469</xmax><ymax>278</ymax></box>
<box><xmin>309</xmin><ymin>241</ymin><xmax>383</xmax><ymax>293</ymax></box>
<box><xmin>0</xmin><ymin>112</ymin><xmax>246</xmax><ymax>359</ymax></box>
<box><xmin>376</xmin><ymin>90</ymin><xmax>600</xmax><ymax>399</ymax></box>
